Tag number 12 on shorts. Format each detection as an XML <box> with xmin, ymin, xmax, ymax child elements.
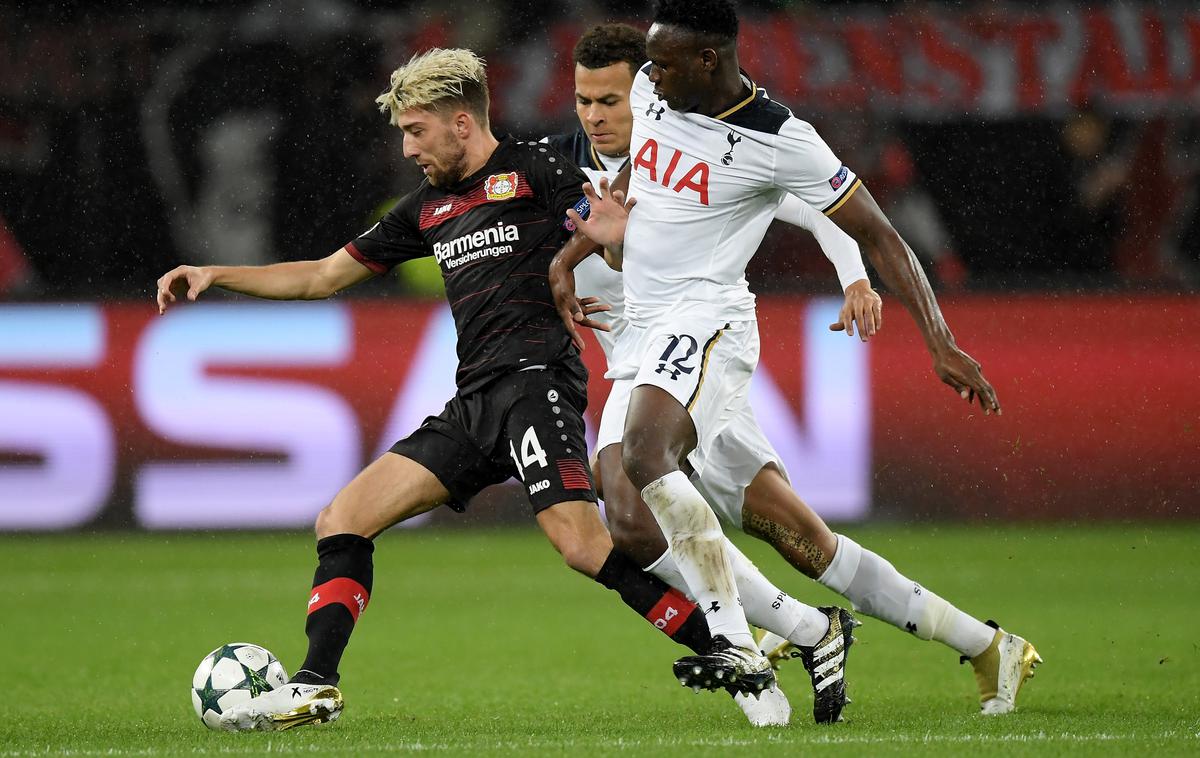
<box><xmin>655</xmin><ymin>334</ymin><xmax>699</xmax><ymax>381</ymax></box>
<box><xmin>508</xmin><ymin>426</ymin><xmax>548</xmax><ymax>480</ymax></box>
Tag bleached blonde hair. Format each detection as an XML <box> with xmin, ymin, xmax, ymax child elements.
<box><xmin>376</xmin><ymin>48</ymin><xmax>490</xmax><ymax>127</ymax></box>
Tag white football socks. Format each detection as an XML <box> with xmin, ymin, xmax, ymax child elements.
<box><xmin>646</xmin><ymin>541</ymin><xmax>829</xmax><ymax>647</ymax></box>
<box><xmin>819</xmin><ymin>533</ymin><xmax>994</xmax><ymax>658</ymax></box>
<box><xmin>640</xmin><ymin>471</ymin><xmax>756</xmax><ymax>651</ymax></box>
<box><xmin>727</xmin><ymin>540</ymin><xmax>830</xmax><ymax>647</ymax></box>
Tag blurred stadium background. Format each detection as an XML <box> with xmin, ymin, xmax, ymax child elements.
<box><xmin>3</xmin><ymin>1</ymin><xmax>1200</xmax><ymax>754</ymax></box>
<box><xmin>1</xmin><ymin>0</ymin><xmax>1196</xmax><ymax>530</ymax></box>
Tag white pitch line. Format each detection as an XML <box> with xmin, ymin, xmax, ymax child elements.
<box><xmin>2</xmin><ymin>731</ymin><xmax>1197</xmax><ymax>757</ymax></box>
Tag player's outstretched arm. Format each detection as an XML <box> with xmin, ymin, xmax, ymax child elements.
<box><xmin>828</xmin><ymin>185</ymin><xmax>1001</xmax><ymax>414</ymax></box>
<box><xmin>774</xmin><ymin>194</ymin><xmax>881</xmax><ymax>341</ymax></box>
<box><xmin>155</xmin><ymin>248</ymin><xmax>373</xmax><ymax>315</ymax></box>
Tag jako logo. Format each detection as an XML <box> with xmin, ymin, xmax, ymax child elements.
<box><xmin>308</xmin><ymin>593</ymin><xmax>320</xmax><ymax>607</ymax></box>
<box><xmin>432</xmin><ymin>203</ymin><xmax>452</xmax><ymax>216</ymax></box>
<box><xmin>353</xmin><ymin>592</ymin><xmax>366</xmax><ymax>614</ymax></box>
<box><xmin>529</xmin><ymin>479</ymin><xmax>550</xmax><ymax>494</ymax></box>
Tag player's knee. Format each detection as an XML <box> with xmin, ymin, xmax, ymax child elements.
<box><xmin>620</xmin><ymin>433</ymin><xmax>676</xmax><ymax>490</ymax></box>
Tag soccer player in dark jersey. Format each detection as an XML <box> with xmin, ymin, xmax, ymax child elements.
<box><xmin>154</xmin><ymin>48</ymin><xmax>719</xmax><ymax>732</ymax></box>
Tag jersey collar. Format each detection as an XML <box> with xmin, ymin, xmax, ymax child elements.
<box><xmin>714</xmin><ymin>73</ymin><xmax>758</xmax><ymax>122</ymax></box>
<box><xmin>441</xmin><ymin>134</ymin><xmax>516</xmax><ymax>194</ymax></box>
<box><xmin>590</xmin><ymin>141</ymin><xmax>629</xmax><ymax>173</ymax></box>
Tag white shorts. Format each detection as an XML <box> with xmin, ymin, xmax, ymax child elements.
<box><xmin>597</xmin><ymin>317</ymin><xmax>782</xmax><ymax>525</ymax></box>
<box><xmin>597</xmin><ymin>384</ymin><xmax>786</xmax><ymax>528</ymax></box>
<box><xmin>691</xmin><ymin>401</ymin><xmax>789</xmax><ymax>528</ymax></box>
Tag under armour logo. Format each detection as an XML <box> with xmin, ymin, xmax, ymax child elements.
<box><xmin>646</xmin><ymin>103</ymin><xmax>665</xmax><ymax>120</ymax></box>
<box><xmin>722</xmin><ymin>131</ymin><xmax>742</xmax><ymax>165</ymax></box>
<box><xmin>905</xmin><ymin>622</ymin><xmax>918</xmax><ymax>633</ymax></box>
<box><xmin>705</xmin><ymin>601</ymin><xmax>721</xmax><ymax>614</ymax></box>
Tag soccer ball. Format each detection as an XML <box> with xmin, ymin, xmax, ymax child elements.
<box><xmin>191</xmin><ymin>642</ymin><xmax>288</xmax><ymax>729</ymax></box>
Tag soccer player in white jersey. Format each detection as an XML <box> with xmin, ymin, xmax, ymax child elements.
<box><xmin>547</xmin><ymin>23</ymin><xmax>872</xmax><ymax>725</ymax></box>
<box><xmin>550</xmin><ymin>4</ymin><xmax>1041</xmax><ymax>718</ymax></box>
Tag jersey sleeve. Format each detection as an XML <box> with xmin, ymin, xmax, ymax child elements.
<box><xmin>773</xmin><ymin>117</ymin><xmax>862</xmax><ymax>216</ymax></box>
<box><xmin>526</xmin><ymin>143</ymin><xmax>591</xmax><ymax>232</ymax></box>
<box><xmin>773</xmin><ymin>194</ymin><xmax>868</xmax><ymax>291</ymax></box>
<box><xmin>343</xmin><ymin>193</ymin><xmax>429</xmax><ymax>274</ymax></box>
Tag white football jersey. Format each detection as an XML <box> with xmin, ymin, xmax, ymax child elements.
<box><xmin>623</xmin><ymin>64</ymin><xmax>861</xmax><ymax>325</ymax></box>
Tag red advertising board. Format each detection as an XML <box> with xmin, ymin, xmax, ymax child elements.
<box><xmin>538</xmin><ymin>4</ymin><xmax>1200</xmax><ymax>120</ymax></box>
<box><xmin>0</xmin><ymin>295</ymin><xmax>1196</xmax><ymax>529</ymax></box>
<box><xmin>846</xmin><ymin>294</ymin><xmax>1200</xmax><ymax>520</ymax></box>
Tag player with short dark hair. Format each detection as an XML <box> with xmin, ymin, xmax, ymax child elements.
<box><xmin>552</xmin><ymin>0</ymin><xmax>1041</xmax><ymax>718</ymax></box>
<box><xmin>653</xmin><ymin>0</ymin><xmax>738</xmax><ymax>41</ymax></box>
<box><xmin>155</xmin><ymin>47</ymin><xmax>721</xmax><ymax>732</ymax></box>
<box><xmin>573</xmin><ymin>21</ymin><xmax>647</xmax><ymax>73</ymax></box>
<box><xmin>555</xmin><ymin>19</ymin><xmax>1043</xmax><ymax>723</ymax></box>
<box><xmin>546</xmin><ymin>22</ymin><xmax>872</xmax><ymax>726</ymax></box>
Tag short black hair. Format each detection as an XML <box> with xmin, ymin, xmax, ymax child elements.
<box><xmin>573</xmin><ymin>23</ymin><xmax>647</xmax><ymax>72</ymax></box>
<box><xmin>653</xmin><ymin>0</ymin><xmax>739</xmax><ymax>43</ymax></box>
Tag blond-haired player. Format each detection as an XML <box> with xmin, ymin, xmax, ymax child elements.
<box><xmin>158</xmin><ymin>48</ymin><xmax>743</xmax><ymax>732</ymax></box>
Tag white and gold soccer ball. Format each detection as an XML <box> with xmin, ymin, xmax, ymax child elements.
<box><xmin>191</xmin><ymin>642</ymin><xmax>288</xmax><ymax>729</ymax></box>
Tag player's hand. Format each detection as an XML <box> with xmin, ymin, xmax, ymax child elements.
<box><xmin>932</xmin><ymin>344</ymin><xmax>1002</xmax><ymax>415</ymax></box>
<box><xmin>578</xmin><ymin>296</ymin><xmax>612</xmax><ymax>323</ymax></box>
<box><xmin>156</xmin><ymin>265</ymin><xmax>214</xmax><ymax>315</ymax></box>
<box><xmin>829</xmin><ymin>278</ymin><xmax>882</xmax><ymax>341</ymax></box>
<box><xmin>566</xmin><ymin>177</ymin><xmax>636</xmax><ymax>252</ymax></box>
<box><xmin>549</xmin><ymin>261</ymin><xmax>611</xmax><ymax>352</ymax></box>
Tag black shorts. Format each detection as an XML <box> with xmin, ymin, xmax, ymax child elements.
<box><xmin>389</xmin><ymin>367</ymin><xmax>596</xmax><ymax>514</ymax></box>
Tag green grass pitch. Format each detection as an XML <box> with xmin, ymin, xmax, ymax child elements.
<box><xmin>1</xmin><ymin>524</ymin><xmax>1197</xmax><ymax>756</ymax></box>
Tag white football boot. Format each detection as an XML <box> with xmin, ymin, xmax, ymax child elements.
<box><xmin>219</xmin><ymin>682</ymin><xmax>343</xmax><ymax>731</ymax></box>
<box><xmin>968</xmin><ymin>621</ymin><xmax>1042</xmax><ymax>715</ymax></box>
<box><xmin>732</xmin><ymin>683</ymin><xmax>792</xmax><ymax>727</ymax></box>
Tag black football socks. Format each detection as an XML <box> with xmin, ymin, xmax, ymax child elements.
<box><xmin>595</xmin><ymin>548</ymin><xmax>712</xmax><ymax>654</ymax></box>
<box><xmin>293</xmin><ymin>533</ymin><xmax>374</xmax><ymax>686</ymax></box>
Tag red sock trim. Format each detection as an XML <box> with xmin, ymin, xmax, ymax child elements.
<box><xmin>308</xmin><ymin>578</ymin><xmax>369</xmax><ymax>622</ymax></box>
<box><xmin>646</xmin><ymin>588</ymin><xmax>694</xmax><ymax>637</ymax></box>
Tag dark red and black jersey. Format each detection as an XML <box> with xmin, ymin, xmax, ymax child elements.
<box><xmin>347</xmin><ymin>137</ymin><xmax>589</xmax><ymax>394</ymax></box>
